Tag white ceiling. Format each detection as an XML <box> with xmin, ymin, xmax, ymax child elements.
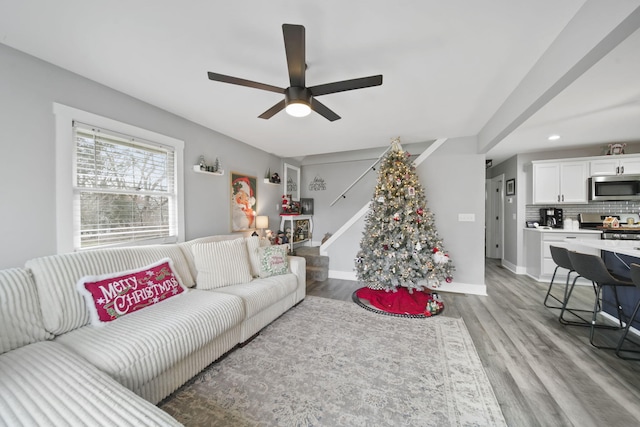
<box><xmin>1</xmin><ymin>1</ymin><xmax>639</xmax><ymax>164</ymax></box>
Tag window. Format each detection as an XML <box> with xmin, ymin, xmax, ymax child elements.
<box><xmin>74</xmin><ymin>123</ymin><xmax>177</xmax><ymax>248</ymax></box>
<box><xmin>55</xmin><ymin>104</ymin><xmax>184</xmax><ymax>253</ymax></box>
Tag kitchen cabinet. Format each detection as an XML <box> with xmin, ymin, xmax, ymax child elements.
<box><xmin>524</xmin><ymin>228</ymin><xmax>601</xmax><ymax>282</ymax></box>
<box><xmin>590</xmin><ymin>155</ymin><xmax>640</xmax><ymax>176</ymax></box>
<box><xmin>532</xmin><ymin>160</ymin><xmax>588</xmax><ymax>204</ymax></box>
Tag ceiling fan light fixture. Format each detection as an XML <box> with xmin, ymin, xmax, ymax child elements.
<box><xmin>284</xmin><ymin>86</ymin><xmax>312</xmax><ymax>118</ymax></box>
<box><xmin>285</xmin><ymin>101</ymin><xmax>311</xmax><ymax>117</ymax></box>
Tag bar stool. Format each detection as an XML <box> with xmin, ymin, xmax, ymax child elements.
<box><xmin>565</xmin><ymin>251</ymin><xmax>634</xmax><ymax>349</ymax></box>
<box><xmin>544</xmin><ymin>246</ymin><xmax>579</xmax><ymax>309</ymax></box>
<box><xmin>615</xmin><ymin>263</ymin><xmax>640</xmax><ymax>360</ymax></box>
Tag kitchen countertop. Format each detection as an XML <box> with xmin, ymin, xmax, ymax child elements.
<box><xmin>565</xmin><ymin>239</ymin><xmax>640</xmax><ymax>258</ymax></box>
<box><xmin>523</xmin><ymin>227</ymin><xmax>602</xmax><ymax>234</ymax></box>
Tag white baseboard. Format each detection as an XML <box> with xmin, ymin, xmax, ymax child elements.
<box><xmin>501</xmin><ymin>259</ymin><xmax>525</xmax><ymax>275</ymax></box>
<box><xmin>430</xmin><ymin>281</ymin><xmax>487</xmax><ymax>296</ymax></box>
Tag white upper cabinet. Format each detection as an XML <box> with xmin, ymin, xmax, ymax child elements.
<box><xmin>532</xmin><ymin>160</ymin><xmax>588</xmax><ymax>204</ymax></box>
<box><xmin>590</xmin><ymin>155</ymin><xmax>640</xmax><ymax>176</ymax></box>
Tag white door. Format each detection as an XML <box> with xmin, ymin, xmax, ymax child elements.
<box><xmin>485</xmin><ymin>175</ymin><xmax>504</xmax><ymax>259</ymax></box>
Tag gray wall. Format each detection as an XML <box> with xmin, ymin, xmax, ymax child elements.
<box><xmin>0</xmin><ymin>44</ymin><xmax>283</xmax><ymax>269</ymax></box>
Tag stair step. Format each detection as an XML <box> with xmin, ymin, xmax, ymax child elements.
<box><xmin>307</xmin><ymin>265</ymin><xmax>329</xmax><ymax>282</ymax></box>
<box><xmin>301</xmin><ymin>254</ymin><xmax>329</xmax><ymax>268</ymax></box>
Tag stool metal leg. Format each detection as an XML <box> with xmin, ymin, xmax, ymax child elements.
<box><xmin>589</xmin><ymin>284</ymin><xmax>625</xmax><ymax>349</ymax></box>
<box><xmin>615</xmin><ymin>297</ymin><xmax>640</xmax><ymax>360</ymax></box>
<box><xmin>544</xmin><ymin>266</ymin><xmax>573</xmax><ymax>309</ymax></box>
<box><xmin>559</xmin><ymin>277</ymin><xmax>599</xmax><ymax>327</ymax></box>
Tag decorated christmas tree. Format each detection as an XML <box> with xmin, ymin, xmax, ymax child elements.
<box><xmin>355</xmin><ymin>138</ymin><xmax>454</xmax><ymax>293</ymax></box>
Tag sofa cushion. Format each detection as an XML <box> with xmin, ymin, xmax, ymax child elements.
<box><xmin>0</xmin><ymin>268</ymin><xmax>53</xmax><ymax>354</ymax></box>
<box><xmin>192</xmin><ymin>238</ymin><xmax>253</xmax><ymax>289</ymax></box>
<box><xmin>245</xmin><ymin>236</ymin><xmax>272</xmax><ymax>277</ymax></box>
<box><xmin>212</xmin><ymin>273</ymin><xmax>298</xmax><ymax>318</ymax></box>
<box><xmin>77</xmin><ymin>258</ymin><xmax>188</xmax><ymax>326</ymax></box>
<box><xmin>54</xmin><ymin>290</ymin><xmax>244</xmax><ymax>393</ymax></box>
<box><xmin>0</xmin><ymin>341</ymin><xmax>181</xmax><ymax>426</ymax></box>
<box><xmin>26</xmin><ymin>244</ymin><xmax>193</xmax><ymax>335</ymax></box>
<box><xmin>257</xmin><ymin>245</ymin><xmax>289</xmax><ymax>278</ymax></box>
<box><xmin>178</xmin><ymin>234</ymin><xmax>240</xmax><ymax>280</ymax></box>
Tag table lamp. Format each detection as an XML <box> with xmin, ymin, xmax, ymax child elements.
<box><xmin>256</xmin><ymin>215</ymin><xmax>269</xmax><ymax>237</ymax></box>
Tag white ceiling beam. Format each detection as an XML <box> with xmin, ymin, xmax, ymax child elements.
<box><xmin>478</xmin><ymin>0</ymin><xmax>640</xmax><ymax>155</ymax></box>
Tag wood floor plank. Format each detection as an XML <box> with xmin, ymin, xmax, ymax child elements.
<box><xmin>307</xmin><ymin>259</ymin><xmax>640</xmax><ymax>426</ymax></box>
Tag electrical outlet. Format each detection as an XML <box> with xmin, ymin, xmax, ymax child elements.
<box><xmin>458</xmin><ymin>213</ymin><xmax>475</xmax><ymax>222</ymax></box>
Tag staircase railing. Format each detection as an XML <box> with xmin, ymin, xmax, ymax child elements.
<box><xmin>330</xmin><ymin>145</ymin><xmax>392</xmax><ymax>207</ymax></box>
<box><xmin>320</xmin><ymin>138</ymin><xmax>448</xmax><ymax>256</ymax></box>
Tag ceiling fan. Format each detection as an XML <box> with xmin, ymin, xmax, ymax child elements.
<box><xmin>207</xmin><ymin>24</ymin><xmax>383</xmax><ymax>121</ymax></box>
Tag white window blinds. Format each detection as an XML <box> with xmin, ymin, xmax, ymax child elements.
<box><xmin>73</xmin><ymin>122</ymin><xmax>178</xmax><ymax>249</ymax></box>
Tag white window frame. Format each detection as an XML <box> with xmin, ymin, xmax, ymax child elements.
<box><xmin>54</xmin><ymin>103</ymin><xmax>185</xmax><ymax>254</ymax></box>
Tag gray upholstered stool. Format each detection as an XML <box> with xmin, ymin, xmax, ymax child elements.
<box><xmin>565</xmin><ymin>251</ymin><xmax>634</xmax><ymax>349</ymax></box>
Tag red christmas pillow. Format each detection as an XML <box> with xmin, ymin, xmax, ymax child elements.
<box><xmin>77</xmin><ymin>258</ymin><xmax>187</xmax><ymax>326</ymax></box>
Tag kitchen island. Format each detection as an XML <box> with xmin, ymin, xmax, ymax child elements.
<box><xmin>523</xmin><ymin>227</ymin><xmax>602</xmax><ymax>282</ymax></box>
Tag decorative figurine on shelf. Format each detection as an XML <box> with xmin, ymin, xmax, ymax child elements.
<box><xmin>265</xmin><ymin>229</ymin><xmax>275</xmax><ymax>244</ymax></box>
<box><xmin>271</xmin><ymin>172</ymin><xmax>280</xmax><ymax>184</ymax></box>
<box><xmin>212</xmin><ymin>157</ymin><xmax>221</xmax><ymax>172</ymax></box>
<box><xmin>198</xmin><ymin>155</ymin><xmax>206</xmax><ymax>170</ymax></box>
<box><xmin>607</xmin><ymin>143</ymin><xmax>626</xmax><ymax>155</ymax></box>
<box><xmin>275</xmin><ymin>230</ymin><xmax>288</xmax><ymax>244</ymax></box>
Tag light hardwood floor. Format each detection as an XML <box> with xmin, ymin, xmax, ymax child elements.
<box><xmin>307</xmin><ymin>259</ymin><xmax>640</xmax><ymax>427</ymax></box>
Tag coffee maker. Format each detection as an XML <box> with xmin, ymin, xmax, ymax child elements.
<box><xmin>540</xmin><ymin>208</ymin><xmax>563</xmax><ymax>228</ymax></box>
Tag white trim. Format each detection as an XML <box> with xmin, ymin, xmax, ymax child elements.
<box><xmin>53</xmin><ymin>103</ymin><xmax>185</xmax><ymax>254</ymax></box>
<box><xmin>431</xmin><ymin>281</ymin><xmax>487</xmax><ymax>296</ymax></box>
<box><xmin>501</xmin><ymin>259</ymin><xmax>526</xmax><ymax>275</ymax></box>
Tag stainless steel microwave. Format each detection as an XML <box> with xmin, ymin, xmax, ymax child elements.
<box><xmin>589</xmin><ymin>174</ymin><xmax>640</xmax><ymax>201</ymax></box>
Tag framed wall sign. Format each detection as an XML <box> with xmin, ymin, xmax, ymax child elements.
<box><xmin>506</xmin><ymin>178</ymin><xmax>515</xmax><ymax>196</ymax></box>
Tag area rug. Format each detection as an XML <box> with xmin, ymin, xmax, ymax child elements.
<box><xmin>159</xmin><ymin>296</ymin><xmax>506</xmax><ymax>427</ymax></box>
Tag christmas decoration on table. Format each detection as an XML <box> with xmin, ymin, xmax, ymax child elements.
<box><xmin>355</xmin><ymin>137</ymin><xmax>454</xmax><ymax>297</ymax></box>
<box><xmin>280</xmin><ymin>194</ymin><xmax>300</xmax><ymax>214</ymax></box>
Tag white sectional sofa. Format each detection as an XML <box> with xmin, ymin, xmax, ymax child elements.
<box><xmin>0</xmin><ymin>235</ymin><xmax>305</xmax><ymax>426</ymax></box>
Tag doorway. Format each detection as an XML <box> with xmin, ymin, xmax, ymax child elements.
<box><xmin>485</xmin><ymin>175</ymin><xmax>504</xmax><ymax>260</ymax></box>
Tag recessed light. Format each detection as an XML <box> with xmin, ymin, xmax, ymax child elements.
<box><xmin>548</xmin><ymin>135</ymin><xmax>561</xmax><ymax>141</ymax></box>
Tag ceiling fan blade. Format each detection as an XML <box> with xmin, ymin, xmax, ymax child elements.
<box><xmin>309</xmin><ymin>75</ymin><xmax>383</xmax><ymax>97</ymax></box>
<box><xmin>282</xmin><ymin>24</ymin><xmax>305</xmax><ymax>87</ymax></box>
<box><xmin>258</xmin><ymin>100</ymin><xmax>286</xmax><ymax>119</ymax></box>
<box><xmin>207</xmin><ymin>72</ymin><xmax>284</xmax><ymax>94</ymax></box>
<box><xmin>311</xmin><ymin>98</ymin><xmax>341</xmax><ymax>121</ymax></box>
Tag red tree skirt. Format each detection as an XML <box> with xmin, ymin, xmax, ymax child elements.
<box><xmin>355</xmin><ymin>287</ymin><xmax>444</xmax><ymax>317</ymax></box>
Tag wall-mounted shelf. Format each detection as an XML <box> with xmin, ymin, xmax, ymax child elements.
<box><xmin>193</xmin><ymin>165</ymin><xmax>224</xmax><ymax>176</ymax></box>
<box><xmin>264</xmin><ymin>178</ymin><xmax>280</xmax><ymax>185</ymax></box>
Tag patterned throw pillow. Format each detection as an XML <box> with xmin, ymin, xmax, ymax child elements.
<box><xmin>258</xmin><ymin>245</ymin><xmax>290</xmax><ymax>278</ymax></box>
<box><xmin>76</xmin><ymin>258</ymin><xmax>187</xmax><ymax>326</ymax></box>
<box><xmin>246</xmin><ymin>236</ymin><xmax>272</xmax><ymax>277</ymax></box>
<box><xmin>192</xmin><ymin>238</ymin><xmax>253</xmax><ymax>289</ymax></box>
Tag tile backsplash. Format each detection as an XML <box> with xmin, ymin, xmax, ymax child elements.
<box><xmin>526</xmin><ymin>201</ymin><xmax>640</xmax><ymax>223</ymax></box>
